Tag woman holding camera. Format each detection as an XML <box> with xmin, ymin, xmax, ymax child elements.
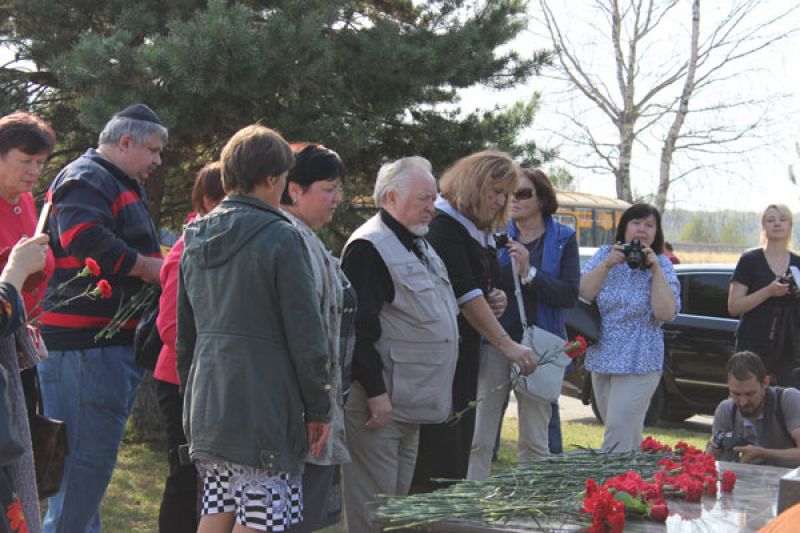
<box><xmin>580</xmin><ymin>203</ymin><xmax>680</xmax><ymax>452</ymax></box>
<box><xmin>728</xmin><ymin>204</ymin><xmax>800</xmax><ymax>387</ymax></box>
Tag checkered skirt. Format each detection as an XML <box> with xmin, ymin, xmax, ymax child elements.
<box><xmin>198</xmin><ymin>461</ymin><xmax>303</xmax><ymax>532</ymax></box>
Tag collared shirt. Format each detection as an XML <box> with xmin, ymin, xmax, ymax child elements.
<box><xmin>341</xmin><ymin>209</ymin><xmax>425</xmax><ymax>397</ymax></box>
<box><xmin>582</xmin><ymin>245</ymin><xmax>681</xmax><ymax>375</ymax></box>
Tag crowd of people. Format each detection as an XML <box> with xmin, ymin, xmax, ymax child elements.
<box><xmin>0</xmin><ymin>103</ymin><xmax>798</xmax><ymax>533</ymax></box>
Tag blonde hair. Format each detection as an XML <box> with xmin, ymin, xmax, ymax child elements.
<box><xmin>439</xmin><ymin>151</ymin><xmax>520</xmax><ymax>230</ymax></box>
<box><xmin>760</xmin><ymin>204</ymin><xmax>793</xmax><ymax>249</ymax></box>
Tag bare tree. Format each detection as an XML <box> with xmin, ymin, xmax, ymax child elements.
<box><xmin>538</xmin><ymin>0</ymin><xmax>799</xmax><ymax>211</ymax></box>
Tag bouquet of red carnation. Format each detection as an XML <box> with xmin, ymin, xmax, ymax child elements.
<box><xmin>28</xmin><ymin>258</ymin><xmax>112</xmax><ymax>325</ymax></box>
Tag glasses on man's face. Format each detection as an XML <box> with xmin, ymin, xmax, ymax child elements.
<box><xmin>512</xmin><ymin>188</ymin><xmax>534</xmax><ymax>200</ymax></box>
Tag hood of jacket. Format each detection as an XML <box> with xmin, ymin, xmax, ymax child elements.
<box><xmin>183</xmin><ymin>195</ymin><xmax>287</xmax><ymax>270</ymax></box>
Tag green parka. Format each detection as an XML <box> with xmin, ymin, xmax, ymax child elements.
<box><xmin>176</xmin><ymin>195</ymin><xmax>331</xmax><ymax>475</ymax></box>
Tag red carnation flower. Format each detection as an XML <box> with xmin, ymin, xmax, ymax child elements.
<box><xmin>721</xmin><ymin>470</ymin><xmax>736</xmax><ymax>492</ymax></box>
<box><xmin>565</xmin><ymin>336</ymin><xmax>588</xmax><ymax>358</ymax></box>
<box><xmin>7</xmin><ymin>498</ymin><xmax>27</xmax><ymax>532</ymax></box>
<box><xmin>97</xmin><ymin>279</ymin><xmax>112</xmax><ymax>299</ymax></box>
<box><xmin>649</xmin><ymin>502</ymin><xmax>669</xmax><ymax>522</ymax></box>
<box><xmin>84</xmin><ymin>257</ymin><xmax>100</xmax><ymax>277</ymax></box>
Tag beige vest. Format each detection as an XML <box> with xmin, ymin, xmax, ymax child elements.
<box><xmin>345</xmin><ymin>214</ymin><xmax>459</xmax><ymax>423</ymax></box>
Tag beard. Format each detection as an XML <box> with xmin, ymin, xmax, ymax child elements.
<box><xmin>409</xmin><ymin>224</ymin><xmax>429</xmax><ymax>237</ymax></box>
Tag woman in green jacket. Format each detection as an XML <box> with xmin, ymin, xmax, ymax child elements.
<box><xmin>176</xmin><ymin>125</ymin><xmax>331</xmax><ymax>533</ymax></box>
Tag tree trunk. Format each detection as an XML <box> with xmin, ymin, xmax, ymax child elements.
<box><xmin>131</xmin><ymin>372</ymin><xmax>166</xmax><ymax>442</ymax></box>
<box><xmin>656</xmin><ymin>0</ymin><xmax>700</xmax><ymax>212</ymax></box>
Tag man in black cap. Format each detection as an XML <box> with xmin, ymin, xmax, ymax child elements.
<box><xmin>38</xmin><ymin>104</ymin><xmax>167</xmax><ymax>533</ymax></box>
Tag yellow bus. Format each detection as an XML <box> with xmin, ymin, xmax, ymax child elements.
<box><xmin>351</xmin><ymin>190</ymin><xmax>629</xmax><ymax>248</ymax></box>
<box><xmin>554</xmin><ymin>191</ymin><xmax>630</xmax><ymax>247</ymax></box>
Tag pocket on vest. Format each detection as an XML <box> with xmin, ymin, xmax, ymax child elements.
<box><xmin>398</xmin><ymin>271</ymin><xmax>440</xmax><ymax>323</ymax></box>
<box><xmin>388</xmin><ymin>346</ymin><xmax>453</xmax><ymax>424</ymax></box>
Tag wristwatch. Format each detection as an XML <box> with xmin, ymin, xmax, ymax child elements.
<box><xmin>521</xmin><ymin>266</ymin><xmax>538</xmax><ymax>285</ymax></box>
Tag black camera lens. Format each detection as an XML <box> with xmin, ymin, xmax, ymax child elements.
<box><xmin>494</xmin><ymin>232</ymin><xmax>509</xmax><ymax>249</ymax></box>
<box><xmin>623</xmin><ymin>239</ymin><xmax>647</xmax><ymax>270</ymax></box>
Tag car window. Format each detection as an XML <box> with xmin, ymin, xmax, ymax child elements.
<box><xmin>683</xmin><ymin>273</ymin><xmax>731</xmax><ymax>319</ymax></box>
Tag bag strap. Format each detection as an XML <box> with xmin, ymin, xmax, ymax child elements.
<box><xmin>774</xmin><ymin>387</ymin><xmax>794</xmax><ymax>443</ymax></box>
<box><xmin>510</xmin><ymin>258</ymin><xmax>529</xmax><ymax>331</ymax></box>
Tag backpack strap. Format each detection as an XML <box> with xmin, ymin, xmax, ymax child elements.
<box><xmin>773</xmin><ymin>387</ymin><xmax>794</xmax><ymax>444</ymax></box>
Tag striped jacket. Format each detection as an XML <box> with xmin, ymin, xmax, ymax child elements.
<box><xmin>41</xmin><ymin>149</ymin><xmax>161</xmax><ymax>350</ymax></box>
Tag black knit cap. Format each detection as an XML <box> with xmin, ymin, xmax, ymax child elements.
<box><xmin>114</xmin><ymin>103</ymin><xmax>163</xmax><ymax>126</ymax></box>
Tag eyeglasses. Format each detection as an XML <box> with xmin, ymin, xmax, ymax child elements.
<box><xmin>512</xmin><ymin>188</ymin><xmax>534</xmax><ymax>200</ymax></box>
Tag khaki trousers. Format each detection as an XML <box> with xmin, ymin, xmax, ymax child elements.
<box><xmin>591</xmin><ymin>371</ymin><xmax>660</xmax><ymax>452</ymax></box>
<box><xmin>467</xmin><ymin>344</ymin><xmax>552</xmax><ymax>481</ymax></box>
<box><xmin>342</xmin><ymin>383</ymin><xmax>419</xmax><ymax>533</ymax></box>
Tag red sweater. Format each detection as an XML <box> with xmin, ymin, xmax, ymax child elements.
<box><xmin>0</xmin><ymin>192</ymin><xmax>55</xmax><ymax>317</ymax></box>
<box><xmin>154</xmin><ymin>236</ymin><xmax>183</xmax><ymax>385</ymax></box>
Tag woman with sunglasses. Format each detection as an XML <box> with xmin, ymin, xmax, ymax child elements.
<box><xmin>467</xmin><ymin>168</ymin><xmax>579</xmax><ymax>479</ymax></box>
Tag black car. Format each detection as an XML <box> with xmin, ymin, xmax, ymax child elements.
<box><xmin>562</xmin><ymin>263</ymin><xmax>737</xmax><ymax>425</ymax></box>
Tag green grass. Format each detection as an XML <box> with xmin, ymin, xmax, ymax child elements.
<box><xmin>98</xmin><ymin>418</ymin><xmax>709</xmax><ymax>531</ymax></box>
<box><xmin>100</xmin><ymin>434</ymin><xmax>167</xmax><ymax>532</ymax></box>
<box><xmin>495</xmin><ymin>417</ymin><xmax>708</xmax><ymax>469</ymax></box>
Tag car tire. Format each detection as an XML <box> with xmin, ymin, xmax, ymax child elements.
<box><xmin>589</xmin><ymin>382</ymin><xmax>664</xmax><ymax>427</ymax></box>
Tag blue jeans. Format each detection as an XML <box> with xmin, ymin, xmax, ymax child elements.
<box><xmin>37</xmin><ymin>345</ymin><xmax>144</xmax><ymax>533</ymax></box>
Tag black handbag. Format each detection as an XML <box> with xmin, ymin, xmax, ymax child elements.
<box><xmin>565</xmin><ymin>297</ymin><xmax>602</xmax><ymax>345</ymax></box>
<box><xmin>133</xmin><ymin>286</ymin><xmax>163</xmax><ymax>371</ymax></box>
<box><xmin>29</xmin><ymin>375</ymin><xmax>68</xmax><ymax>499</ymax></box>
<box><xmin>0</xmin><ymin>366</ymin><xmax>25</xmax><ymax>467</ymax></box>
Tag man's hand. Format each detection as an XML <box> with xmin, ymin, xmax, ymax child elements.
<box><xmin>733</xmin><ymin>444</ymin><xmax>764</xmax><ymax>464</ymax></box>
<box><xmin>487</xmin><ymin>288</ymin><xmax>507</xmax><ymax>318</ymax></box>
<box><xmin>130</xmin><ymin>254</ymin><xmax>164</xmax><ymax>284</ymax></box>
<box><xmin>306</xmin><ymin>422</ymin><xmax>330</xmax><ymax>456</ymax></box>
<box><xmin>366</xmin><ymin>393</ymin><xmax>392</xmax><ymax>429</ymax></box>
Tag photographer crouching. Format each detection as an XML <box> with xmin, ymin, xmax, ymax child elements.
<box><xmin>706</xmin><ymin>351</ymin><xmax>800</xmax><ymax>468</ymax></box>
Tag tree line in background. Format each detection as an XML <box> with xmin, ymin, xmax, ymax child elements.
<box><xmin>662</xmin><ymin>209</ymin><xmax>800</xmax><ymax>248</ymax></box>
<box><xmin>1</xmin><ymin>0</ymin><xmax>552</xmax><ymax>241</ymax></box>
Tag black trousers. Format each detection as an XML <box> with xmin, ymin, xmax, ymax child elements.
<box><xmin>155</xmin><ymin>379</ymin><xmax>198</xmax><ymax>533</ymax></box>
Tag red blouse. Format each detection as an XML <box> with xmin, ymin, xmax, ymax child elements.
<box><xmin>0</xmin><ymin>192</ymin><xmax>55</xmax><ymax>317</ymax></box>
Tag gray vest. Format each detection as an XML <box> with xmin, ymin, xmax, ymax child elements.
<box><xmin>345</xmin><ymin>214</ymin><xmax>459</xmax><ymax>423</ymax></box>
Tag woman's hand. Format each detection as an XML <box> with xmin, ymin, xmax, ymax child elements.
<box><xmin>487</xmin><ymin>288</ymin><xmax>507</xmax><ymax>318</ymax></box>
<box><xmin>603</xmin><ymin>243</ymin><xmax>626</xmax><ymax>269</ymax></box>
<box><xmin>642</xmin><ymin>244</ymin><xmax>659</xmax><ymax>271</ymax></box>
<box><xmin>306</xmin><ymin>422</ymin><xmax>330</xmax><ymax>456</ymax></box>
<box><xmin>0</xmin><ymin>235</ymin><xmax>49</xmax><ymax>291</ymax></box>
<box><xmin>507</xmin><ymin>240</ymin><xmax>530</xmax><ymax>275</ymax></box>
<box><xmin>7</xmin><ymin>235</ymin><xmax>48</xmax><ymax>276</ymax></box>
<box><xmin>767</xmin><ymin>278</ymin><xmax>791</xmax><ymax>298</ymax></box>
<box><xmin>501</xmin><ymin>341</ymin><xmax>537</xmax><ymax>376</ymax></box>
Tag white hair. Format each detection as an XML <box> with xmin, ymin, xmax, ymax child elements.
<box><xmin>372</xmin><ymin>156</ymin><xmax>433</xmax><ymax>207</ymax></box>
<box><xmin>98</xmin><ymin>116</ymin><xmax>168</xmax><ymax>147</ymax></box>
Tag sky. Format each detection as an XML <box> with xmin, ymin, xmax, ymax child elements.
<box><xmin>459</xmin><ymin>1</ymin><xmax>800</xmax><ymax>213</ymax></box>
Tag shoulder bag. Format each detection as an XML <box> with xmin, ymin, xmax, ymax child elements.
<box><xmin>29</xmin><ymin>373</ymin><xmax>68</xmax><ymax>499</ymax></box>
<box><xmin>510</xmin><ymin>262</ymin><xmax>571</xmax><ymax>403</ymax></box>
<box><xmin>565</xmin><ymin>297</ymin><xmax>601</xmax><ymax>345</ymax></box>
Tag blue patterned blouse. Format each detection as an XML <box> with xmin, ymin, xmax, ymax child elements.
<box><xmin>581</xmin><ymin>245</ymin><xmax>681</xmax><ymax>375</ymax></box>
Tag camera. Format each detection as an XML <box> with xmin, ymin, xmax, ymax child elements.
<box><xmin>711</xmin><ymin>430</ymin><xmax>748</xmax><ymax>462</ymax></box>
<box><xmin>622</xmin><ymin>239</ymin><xmax>648</xmax><ymax>270</ymax></box>
<box><xmin>494</xmin><ymin>232</ymin><xmax>510</xmax><ymax>249</ymax></box>
<box><xmin>778</xmin><ymin>265</ymin><xmax>800</xmax><ymax>297</ymax></box>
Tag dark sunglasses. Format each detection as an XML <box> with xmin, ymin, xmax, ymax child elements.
<box><xmin>512</xmin><ymin>188</ymin><xmax>534</xmax><ymax>200</ymax></box>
